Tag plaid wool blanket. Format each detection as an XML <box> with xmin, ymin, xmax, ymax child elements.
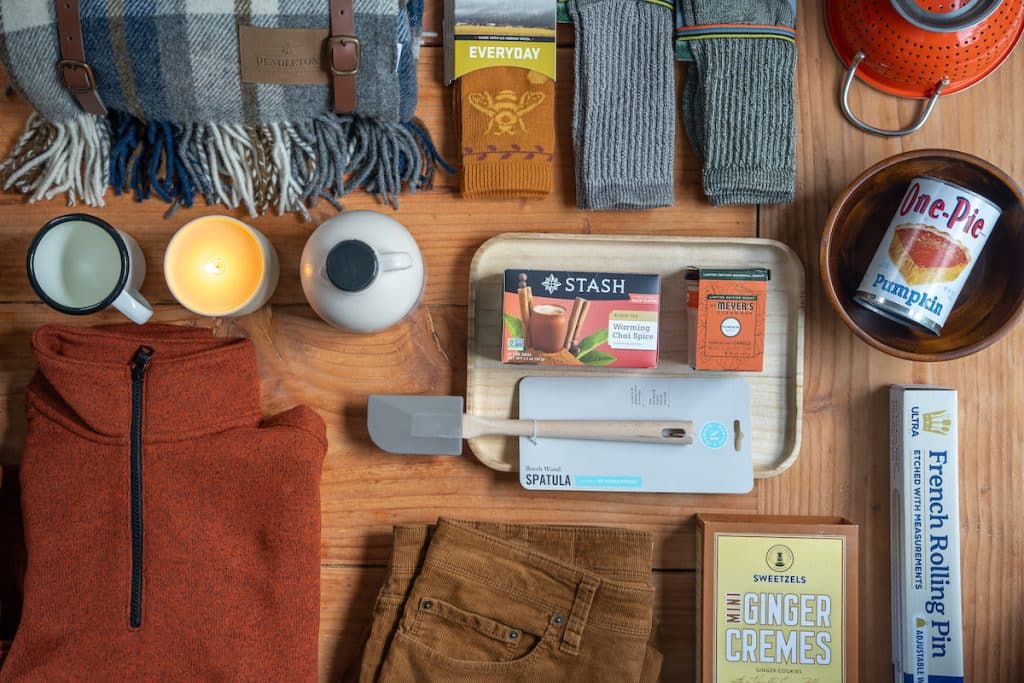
<box><xmin>0</xmin><ymin>0</ymin><xmax>439</xmax><ymax>217</ymax></box>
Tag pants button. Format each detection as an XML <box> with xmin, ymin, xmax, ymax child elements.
<box><xmin>509</xmin><ymin>630</ymin><xmax>520</xmax><ymax>640</ymax></box>
<box><xmin>422</xmin><ymin>599</ymin><xmax>433</xmax><ymax>610</ymax></box>
<box><xmin>551</xmin><ymin>613</ymin><xmax>565</xmax><ymax>625</ymax></box>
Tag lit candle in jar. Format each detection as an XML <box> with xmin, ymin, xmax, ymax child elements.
<box><xmin>164</xmin><ymin>216</ymin><xmax>279</xmax><ymax>317</ymax></box>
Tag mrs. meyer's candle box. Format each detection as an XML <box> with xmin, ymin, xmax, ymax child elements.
<box><xmin>687</xmin><ymin>268</ymin><xmax>769</xmax><ymax>372</ymax></box>
<box><xmin>502</xmin><ymin>269</ymin><xmax>660</xmax><ymax>367</ymax></box>
<box><xmin>890</xmin><ymin>386</ymin><xmax>963</xmax><ymax>683</ymax></box>
<box><xmin>697</xmin><ymin>514</ymin><xmax>859</xmax><ymax>682</ymax></box>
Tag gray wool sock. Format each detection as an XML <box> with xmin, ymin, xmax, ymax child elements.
<box><xmin>680</xmin><ymin>0</ymin><xmax>797</xmax><ymax>205</ymax></box>
<box><xmin>568</xmin><ymin>0</ymin><xmax>675</xmax><ymax>211</ymax></box>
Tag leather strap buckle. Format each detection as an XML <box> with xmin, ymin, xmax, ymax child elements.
<box><xmin>328</xmin><ymin>35</ymin><xmax>360</xmax><ymax>76</ymax></box>
<box><xmin>57</xmin><ymin>59</ymin><xmax>98</xmax><ymax>95</ymax></box>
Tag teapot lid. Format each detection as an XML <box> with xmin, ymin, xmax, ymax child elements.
<box><xmin>326</xmin><ymin>240</ymin><xmax>378</xmax><ymax>292</ymax></box>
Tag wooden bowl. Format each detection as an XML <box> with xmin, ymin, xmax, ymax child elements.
<box><xmin>821</xmin><ymin>149</ymin><xmax>1024</xmax><ymax>361</ymax></box>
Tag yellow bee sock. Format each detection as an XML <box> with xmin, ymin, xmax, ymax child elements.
<box><xmin>455</xmin><ymin>66</ymin><xmax>555</xmax><ymax>200</ymax></box>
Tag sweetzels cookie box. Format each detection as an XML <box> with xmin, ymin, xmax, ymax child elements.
<box><xmin>890</xmin><ymin>386</ymin><xmax>963</xmax><ymax>683</ymax></box>
<box><xmin>697</xmin><ymin>514</ymin><xmax>859</xmax><ymax>682</ymax></box>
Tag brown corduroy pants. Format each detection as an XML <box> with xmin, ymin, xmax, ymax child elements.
<box><xmin>355</xmin><ymin>519</ymin><xmax>662</xmax><ymax>683</ymax></box>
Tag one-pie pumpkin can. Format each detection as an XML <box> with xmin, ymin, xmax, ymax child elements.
<box><xmin>854</xmin><ymin>176</ymin><xmax>1002</xmax><ymax>335</ymax></box>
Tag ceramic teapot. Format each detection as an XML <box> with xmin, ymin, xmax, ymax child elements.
<box><xmin>300</xmin><ymin>211</ymin><xmax>425</xmax><ymax>333</ymax></box>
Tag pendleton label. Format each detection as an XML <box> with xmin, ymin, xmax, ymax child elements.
<box><xmin>239</xmin><ymin>26</ymin><xmax>330</xmax><ymax>85</ymax></box>
<box><xmin>714</xmin><ymin>533</ymin><xmax>847</xmax><ymax>681</ymax></box>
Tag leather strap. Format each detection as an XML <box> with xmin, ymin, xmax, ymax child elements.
<box><xmin>328</xmin><ymin>0</ymin><xmax>359</xmax><ymax>114</ymax></box>
<box><xmin>55</xmin><ymin>0</ymin><xmax>107</xmax><ymax>116</ymax></box>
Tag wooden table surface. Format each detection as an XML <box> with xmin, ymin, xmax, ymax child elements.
<box><xmin>1</xmin><ymin>3</ymin><xmax>1022</xmax><ymax>680</ymax></box>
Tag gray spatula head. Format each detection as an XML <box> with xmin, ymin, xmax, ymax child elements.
<box><xmin>367</xmin><ymin>394</ymin><xmax>465</xmax><ymax>455</ymax></box>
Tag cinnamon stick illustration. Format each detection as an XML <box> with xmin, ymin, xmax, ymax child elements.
<box><xmin>518</xmin><ymin>273</ymin><xmax>533</xmax><ymax>349</ymax></box>
<box><xmin>573</xmin><ymin>300</ymin><xmax>591</xmax><ymax>353</ymax></box>
<box><xmin>564</xmin><ymin>298</ymin><xmax>590</xmax><ymax>353</ymax></box>
<box><xmin>562</xmin><ymin>297</ymin><xmax>585</xmax><ymax>350</ymax></box>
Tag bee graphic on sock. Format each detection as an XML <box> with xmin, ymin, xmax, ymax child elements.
<box><xmin>468</xmin><ymin>89</ymin><xmax>546</xmax><ymax>135</ymax></box>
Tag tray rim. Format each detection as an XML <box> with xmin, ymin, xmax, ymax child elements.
<box><xmin>465</xmin><ymin>232</ymin><xmax>805</xmax><ymax>478</ymax></box>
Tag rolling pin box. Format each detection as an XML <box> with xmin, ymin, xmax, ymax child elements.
<box><xmin>697</xmin><ymin>514</ymin><xmax>859</xmax><ymax>683</ymax></box>
<box><xmin>891</xmin><ymin>385</ymin><xmax>963</xmax><ymax>683</ymax></box>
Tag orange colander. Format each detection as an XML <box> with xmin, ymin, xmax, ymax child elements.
<box><xmin>826</xmin><ymin>0</ymin><xmax>1024</xmax><ymax>136</ymax></box>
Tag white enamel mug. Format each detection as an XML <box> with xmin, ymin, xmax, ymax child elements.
<box><xmin>27</xmin><ymin>214</ymin><xmax>153</xmax><ymax>324</ymax></box>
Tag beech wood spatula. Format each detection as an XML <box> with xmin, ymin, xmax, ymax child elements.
<box><xmin>367</xmin><ymin>394</ymin><xmax>694</xmax><ymax>455</ymax></box>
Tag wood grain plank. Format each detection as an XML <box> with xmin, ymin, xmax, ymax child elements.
<box><xmin>759</xmin><ymin>3</ymin><xmax>1024</xmax><ymax>681</ymax></box>
<box><xmin>319</xmin><ymin>566</ymin><xmax>696</xmax><ymax>683</ymax></box>
<box><xmin>0</xmin><ymin>52</ymin><xmax>753</xmax><ymax>307</ymax></box>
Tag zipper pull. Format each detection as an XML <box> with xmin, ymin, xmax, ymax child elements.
<box><xmin>131</xmin><ymin>346</ymin><xmax>154</xmax><ymax>379</ymax></box>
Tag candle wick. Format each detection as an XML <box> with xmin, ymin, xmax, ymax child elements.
<box><xmin>204</xmin><ymin>260</ymin><xmax>225</xmax><ymax>276</ymax></box>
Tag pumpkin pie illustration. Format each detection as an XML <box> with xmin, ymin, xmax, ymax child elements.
<box><xmin>887</xmin><ymin>223</ymin><xmax>970</xmax><ymax>285</ymax></box>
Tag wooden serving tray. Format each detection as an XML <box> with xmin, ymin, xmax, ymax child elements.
<box><xmin>465</xmin><ymin>234</ymin><xmax>805</xmax><ymax>478</ymax></box>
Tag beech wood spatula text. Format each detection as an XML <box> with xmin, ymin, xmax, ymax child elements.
<box><xmin>367</xmin><ymin>394</ymin><xmax>694</xmax><ymax>455</ymax></box>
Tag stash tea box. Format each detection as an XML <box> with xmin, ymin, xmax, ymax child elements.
<box><xmin>687</xmin><ymin>268</ymin><xmax>769</xmax><ymax>371</ymax></box>
<box><xmin>890</xmin><ymin>386</ymin><xmax>963</xmax><ymax>683</ymax></box>
<box><xmin>502</xmin><ymin>269</ymin><xmax>660</xmax><ymax>368</ymax></box>
<box><xmin>697</xmin><ymin>514</ymin><xmax>859</xmax><ymax>683</ymax></box>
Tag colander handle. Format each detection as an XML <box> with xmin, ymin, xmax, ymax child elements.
<box><xmin>840</xmin><ymin>51</ymin><xmax>950</xmax><ymax>137</ymax></box>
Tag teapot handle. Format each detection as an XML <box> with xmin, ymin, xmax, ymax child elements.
<box><xmin>379</xmin><ymin>252</ymin><xmax>413</xmax><ymax>272</ymax></box>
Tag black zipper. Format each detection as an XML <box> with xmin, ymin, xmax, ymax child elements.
<box><xmin>129</xmin><ymin>346</ymin><xmax>153</xmax><ymax>629</ymax></box>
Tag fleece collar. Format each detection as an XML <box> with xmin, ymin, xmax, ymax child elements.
<box><xmin>31</xmin><ymin>324</ymin><xmax>262</xmax><ymax>441</ymax></box>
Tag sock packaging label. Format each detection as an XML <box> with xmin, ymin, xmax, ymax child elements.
<box><xmin>444</xmin><ymin>0</ymin><xmax>557</xmax><ymax>83</ymax></box>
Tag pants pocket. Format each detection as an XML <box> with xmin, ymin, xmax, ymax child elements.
<box><xmin>409</xmin><ymin>596</ymin><xmax>542</xmax><ymax>663</ymax></box>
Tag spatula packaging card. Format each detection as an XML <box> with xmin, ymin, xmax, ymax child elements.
<box><xmin>518</xmin><ymin>377</ymin><xmax>753</xmax><ymax>493</ymax></box>
<box><xmin>890</xmin><ymin>385</ymin><xmax>963</xmax><ymax>683</ymax></box>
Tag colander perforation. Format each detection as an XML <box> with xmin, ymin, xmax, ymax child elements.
<box><xmin>827</xmin><ymin>0</ymin><xmax>1024</xmax><ymax>98</ymax></box>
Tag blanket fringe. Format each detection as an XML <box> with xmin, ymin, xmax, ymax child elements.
<box><xmin>1</xmin><ymin>111</ymin><xmax>449</xmax><ymax>217</ymax></box>
<box><xmin>0</xmin><ymin>112</ymin><xmax>110</xmax><ymax>207</ymax></box>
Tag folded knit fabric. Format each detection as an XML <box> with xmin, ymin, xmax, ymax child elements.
<box><xmin>0</xmin><ymin>325</ymin><xmax>327</xmax><ymax>681</ymax></box>
<box><xmin>568</xmin><ymin>0</ymin><xmax>676</xmax><ymax>211</ymax></box>
<box><xmin>678</xmin><ymin>0</ymin><xmax>797</xmax><ymax>205</ymax></box>
<box><xmin>456</xmin><ymin>67</ymin><xmax>555</xmax><ymax>200</ymax></box>
<box><xmin>0</xmin><ymin>0</ymin><xmax>437</xmax><ymax>216</ymax></box>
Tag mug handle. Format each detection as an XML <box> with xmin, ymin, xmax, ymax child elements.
<box><xmin>113</xmin><ymin>288</ymin><xmax>154</xmax><ymax>325</ymax></box>
<box><xmin>379</xmin><ymin>252</ymin><xmax>413</xmax><ymax>272</ymax></box>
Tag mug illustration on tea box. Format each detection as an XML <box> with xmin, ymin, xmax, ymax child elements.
<box><xmin>27</xmin><ymin>214</ymin><xmax>153</xmax><ymax>324</ymax></box>
<box><xmin>529</xmin><ymin>304</ymin><xmax>569</xmax><ymax>353</ymax></box>
<box><xmin>502</xmin><ymin>269</ymin><xmax>661</xmax><ymax>368</ymax></box>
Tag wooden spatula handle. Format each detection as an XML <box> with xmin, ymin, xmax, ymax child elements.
<box><xmin>462</xmin><ymin>415</ymin><xmax>694</xmax><ymax>445</ymax></box>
